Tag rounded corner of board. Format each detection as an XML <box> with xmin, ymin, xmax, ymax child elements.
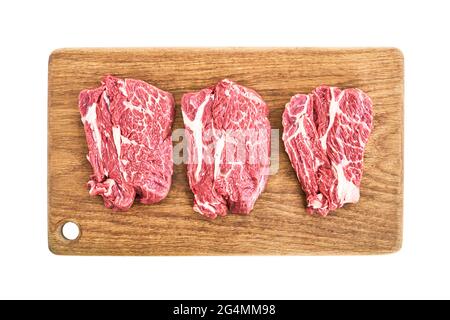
<box><xmin>48</xmin><ymin>48</ymin><xmax>68</xmax><ymax>66</ymax></box>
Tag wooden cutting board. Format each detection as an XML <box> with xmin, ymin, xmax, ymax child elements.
<box><xmin>48</xmin><ymin>48</ymin><xmax>403</xmax><ymax>255</ymax></box>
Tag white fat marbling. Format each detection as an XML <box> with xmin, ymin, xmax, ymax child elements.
<box><xmin>112</xmin><ymin>125</ymin><xmax>121</xmax><ymax>159</ymax></box>
<box><xmin>182</xmin><ymin>95</ymin><xmax>212</xmax><ymax>182</ymax></box>
<box><xmin>195</xmin><ymin>198</ymin><xmax>217</xmax><ymax>215</ymax></box>
<box><xmin>285</xmin><ymin>95</ymin><xmax>310</xmax><ymax>143</ymax></box>
<box><xmin>119</xmin><ymin>80</ymin><xmax>128</xmax><ymax>96</ymax></box>
<box><xmin>83</xmin><ymin>103</ymin><xmax>103</xmax><ymax>159</ymax></box>
<box><xmin>333</xmin><ymin>160</ymin><xmax>360</xmax><ymax>205</ymax></box>
<box><xmin>319</xmin><ymin>88</ymin><xmax>344</xmax><ymax>150</ymax></box>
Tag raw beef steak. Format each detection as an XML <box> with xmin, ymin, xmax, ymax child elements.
<box><xmin>282</xmin><ymin>86</ymin><xmax>373</xmax><ymax>216</ymax></box>
<box><xmin>181</xmin><ymin>79</ymin><xmax>271</xmax><ymax>219</ymax></box>
<box><xmin>79</xmin><ymin>75</ymin><xmax>175</xmax><ymax>210</ymax></box>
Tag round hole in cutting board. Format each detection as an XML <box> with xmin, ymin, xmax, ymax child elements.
<box><xmin>61</xmin><ymin>221</ymin><xmax>80</xmax><ymax>241</ymax></box>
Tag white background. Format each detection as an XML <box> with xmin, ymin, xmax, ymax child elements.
<box><xmin>0</xmin><ymin>0</ymin><xmax>449</xmax><ymax>299</ymax></box>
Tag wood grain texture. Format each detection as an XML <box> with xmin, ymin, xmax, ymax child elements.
<box><xmin>48</xmin><ymin>48</ymin><xmax>403</xmax><ymax>255</ymax></box>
